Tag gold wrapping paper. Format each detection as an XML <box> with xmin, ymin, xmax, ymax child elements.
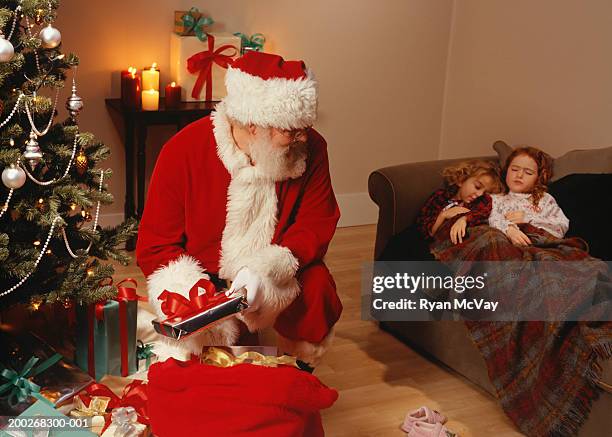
<box><xmin>69</xmin><ymin>396</ymin><xmax>110</xmax><ymax>435</ymax></box>
<box><xmin>201</xmin><ymin>347</ymin><xmax>299</xmax><ymax>368</ymax></box>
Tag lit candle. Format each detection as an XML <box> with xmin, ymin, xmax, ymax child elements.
<box><xmin>142</xmin><ymin>89</ymin><xmax>159</xmax><ymax>111</ymax></box>
<box><xmin>142</xmin><ymin>62</ymin><xmax>160</xmax><ymax>91</ymax></box>
<box><xmin>165</xmin><ymin>82</ymin><xmax>182</xmax><ymax>109</ymax></box>
<box><xmin>120</xmin><ymin>67</ymin><xmax>141</xmax><ymax>108</ymax></box>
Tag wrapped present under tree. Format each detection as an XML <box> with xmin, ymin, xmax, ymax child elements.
<box><xmin>0</xmin><ymin>328</ymin><xmax>93</xmax><ymax>423</ymax></box>
<box><xmin>75</xmin><ymin>279</ymin><xmax>144</xmax><ymax>380</ymax></box>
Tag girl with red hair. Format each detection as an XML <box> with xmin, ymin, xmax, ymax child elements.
<box><xmin>489</xmin><ymin>146</ymin><xmax>569</xmax><ymax>245</ymax></box>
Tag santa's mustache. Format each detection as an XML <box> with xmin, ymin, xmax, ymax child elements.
<box><xmin>249</xmin><ymin>137</ymin><xmax>308</xmax><ymax>181</ymax></box>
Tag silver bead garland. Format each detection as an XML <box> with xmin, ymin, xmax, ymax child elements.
<box><xmin>21</xmin><ymin>134</ymin><xmax>79</xmax><ymax>185</ymax></box>
<box><xmin>0</xmin><ymin>189</ymin><xmax>14</xmax><ymax>219</ymax></box>
<box><xmin>0</xmin><ymin>94</ymin><xmax>25</xmax><ymax>128</ymax></box>
<box><xmin>62</xmin><ymin>169</ymin><xmax>104</xmax><ymax>258</ymax></box>
<box><xmin>6</xmin><ymin>5</ymin><xmax>21</xmax><ymax>41</ymax></box>
<box><xmin>0</xmin><ymin>216</ymin><xmax>62</xmax><ymax>298</ymax></box>
<box><xmin>24</xmin><ymin>87</ymin><xmax>61</xmax><ymax>137</ymax></box>
<box><xmin>24</xmin><ymin>15</ymin><xmax>42</xmax><ymax>73</ymax></box>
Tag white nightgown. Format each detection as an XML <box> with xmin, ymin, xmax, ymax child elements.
<box><xmin>489</xmin><ymin>192</ymin><xmax>569</xmax><ymax>238</ymax></box>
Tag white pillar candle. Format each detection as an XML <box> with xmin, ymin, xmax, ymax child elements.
<box><xmin>142</xmin><ymin>62</ymin><xmax>160</xmax><ymax>91</ymax></box>
<box><xmin>142</xmin><ymin>89</ymin><xmax>159</xmax><ymax>111</ymax></box>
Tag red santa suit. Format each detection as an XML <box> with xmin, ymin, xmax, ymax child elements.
<box><xmin>136</xmin><ymin>52</ymin><xmax>342</xmax><ymax>365</ymax></box>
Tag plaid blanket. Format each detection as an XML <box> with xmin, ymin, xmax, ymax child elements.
<box><xmin>430</xmin><ymin>223</ymin><xmax>612</xmax><ymax>436</ymax></box>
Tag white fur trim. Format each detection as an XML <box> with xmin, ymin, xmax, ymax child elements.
<box><xmin>212</xmin><ymin>108</ymin><xmax>301</xmax><ymax>332</ymax></box>
<box><xmin>276</xmin><ymin>328</ymin><xmax>336</xmax><ymax>366</ymax></box>
<box><xmin>211</xmin><ymin>104</ymin><xmax>306</xmax><ymax>181</ymax></box>
<box><xmin>211</xmin><ymin>103</ymin><xmax>252</xmax><ymax>177</ymax></box>
<box><xmin>223</xmin><ymin>67</ymin><xmax>318</xmax><ymax>129</ymax></box>
<box><xmin>146</xmin><ymin>254</ymin><xmax>240</xmax><ymax>361</ymax></box>
<box><xmin>246</xmin><ymin>245</ymin><xmax>299</xmax><ymax>285</ymax></box>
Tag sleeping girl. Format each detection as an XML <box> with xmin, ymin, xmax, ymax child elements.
<box><xmin>416</xmin><ymin>159</ymin><xmax>503</xmax><ymax>244</ymax></box>
<box><xmin>489</xmin><ymin>146</ymin><xmax>569</xmax><ymax>246</ymax></box>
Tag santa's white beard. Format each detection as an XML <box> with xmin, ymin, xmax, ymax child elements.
<box><xmin>248</xmin><ymin>131</ymin><xmax>308</xmax><ymax>181</ymax></box>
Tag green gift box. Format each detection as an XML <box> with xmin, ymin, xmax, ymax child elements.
<box><xmin>0</xmin><ymin>328</ymin><xmax>93</xmax><ymax>421</ymax></box>
<box><xmin>0</xmin><ymin>400</ymin><xmax>96</xmax><ymax>437</ymax></box>
<box><xmin>75</xmin><ymin>299</ymin><xmax>137</xmax><ymax>381</ymax></box>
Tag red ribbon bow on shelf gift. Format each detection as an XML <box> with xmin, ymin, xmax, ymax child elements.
<box><xmin>187</xmin><ymin>33</ymin><xmax>238</xmax><ymax>100</ymax></box>
<box><xmin>79</xmin><ymin>380</ymin><xmax>149</xmax><ymax>433</ymax></box>
<box><xmin>158</xmin><ymin>278</ymin><xmax>228</xmax><ymax>319</ymax></box>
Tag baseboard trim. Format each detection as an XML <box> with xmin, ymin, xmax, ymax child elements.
<box><xmin>336</xmin><ymin>192</ymin><xmax>378</xmax><ymax>228</ymax></box>
<box><xmin>98</xmin><ymin>194</ymin><xmax>379</xmax><ymax>230</ymax></box>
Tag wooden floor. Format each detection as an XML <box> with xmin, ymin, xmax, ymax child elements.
<box><xmin>115</xmin><ymin>225</ymin><xmax>522</xmax><ymax>436</ymax></box>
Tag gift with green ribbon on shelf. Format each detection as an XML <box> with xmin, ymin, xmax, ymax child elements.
<box><xmin>174</xmin><ymin>7</ymin><xmax>214</xmax><ymax>41</ymax></box>
<box><xmin>233</xmin><ymin>32</ymin><xmax>266</xmax><ymax>54</ymax></box>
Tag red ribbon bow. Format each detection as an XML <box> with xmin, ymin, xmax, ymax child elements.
<box><xmin>187</xmin><ymin>33</ymin><xmax>238</xmax><ymax>100</ymax></box>
<box><xmin>158</xmin><ymin>278</ymin><xmax>228</xmax><ymax>319</ymax></box>
<box><xmin>79</xmin><ymin>380</ymin><xmax>149</xmax><ymax>433</ymax></box>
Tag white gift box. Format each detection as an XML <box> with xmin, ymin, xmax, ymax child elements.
<box><xmin>170</xmin><ymin>32</ymin><xmax>241</xmax><ymax>102</ymax></box>
<box><xmin>100</xmin><ymin>422</ymin><xmax>148</xmax><ymax>437</ymax></box>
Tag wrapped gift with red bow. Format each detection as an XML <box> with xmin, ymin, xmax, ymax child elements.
<box><xmin>71</xmin><ymin>377</ymin><xmax>150</xmax><ymax>436</ymax></box>
<box><xmin>75</xmin><ymin>279</ymin><xmax>146</xmax><ymax>381</ymax></box>
<box><xmin>152</xmin><ymin>278</ymin><xmax>247</xmax><ymax>340</ymax></box>
<box><xmin>170</xmin><ymin>32</ymin><xmax>241</xmax><ymax>102</ymax></box>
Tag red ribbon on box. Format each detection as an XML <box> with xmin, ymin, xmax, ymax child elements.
<box><xmin>158</xmin><ymin>278</ymin><xmax>229</xmax><ymax>320</ymax></box>
<box><xmin>86</xmin><ymin>279</ymin><xmax>146</xmax><ymax>379</ymax></box>
<box><xmin>186</xmin><ymin>33</ymin><xmax>238</xmax><ymax>100</ymax></box>
<box><xmin>79</xmin><ymin>380</ymin><xmax>149</xmax><ymax>433</ymax></box>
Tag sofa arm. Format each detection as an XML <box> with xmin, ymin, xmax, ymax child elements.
<box><xmin>368</xmin><ymin>156</ymin><xmax>495</xmax><ymax>259</ymax></box>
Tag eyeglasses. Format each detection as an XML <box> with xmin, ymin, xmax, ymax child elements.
<box><xmin>275</xmin><ymin>127</ymin><xmax>310</xmax><ymax>141</ymax></box>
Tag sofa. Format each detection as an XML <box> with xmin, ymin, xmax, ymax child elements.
<box><xmin>367</xmin><ymin>146</ymin><xmax>612</xmax><ymax>435</ymax></box>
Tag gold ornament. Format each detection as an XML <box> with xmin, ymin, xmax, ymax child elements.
<box><xmin>75</xmin><ymin>148</ymin><xmax>88</xmax><ymax>176</ymax></box>
<box><xmin>35</xmin><ymin>9</ymin><xmax>45</xmax><ymax>25</ymax></box>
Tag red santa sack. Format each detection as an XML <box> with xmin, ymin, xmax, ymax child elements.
<box><xmin>147</xmin><ymin>358</ymin><xmax>339</xmax><ymax>436</ymax></box>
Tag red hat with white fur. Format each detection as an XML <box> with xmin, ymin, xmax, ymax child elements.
<box><xmin>223</xmin><ymin>51</ymin><xmax>318</xmax><ymax>130</ymax></box>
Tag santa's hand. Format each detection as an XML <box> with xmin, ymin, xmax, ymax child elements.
<box><xmin>225</xmin><ymin>267</ymin><xmax>263</xmax><ymax>312</ymax></box>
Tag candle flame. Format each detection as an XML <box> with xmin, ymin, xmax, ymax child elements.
<box><xmin>151</xmin><ymin>62</ymin><xmax>158</xmax><ymax>70</ymax></box>
<box><xmin>171</xmin><ymin>82</ymin><xmax>176</xmax><ymax>87</ymax></box>
<box><xmin>128</xmin><ymin>66</ymin><xmax>137</xmax><ymax>78</ymax></box>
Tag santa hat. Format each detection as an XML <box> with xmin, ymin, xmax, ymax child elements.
<box><xmin>223</xmin><ymin>51</ymin><xmax>318</xmax><ymax>130</ymax></box>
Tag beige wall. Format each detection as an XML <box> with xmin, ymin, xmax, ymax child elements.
<box><xmin>439</xmin><ymin>0</ymin><xmax>612</xmax><ymax>159</ymax></box>
<box><xmin>56</xmin><ymin>0</ymin><xmax>454</xmax><ymax>224</ymax></box>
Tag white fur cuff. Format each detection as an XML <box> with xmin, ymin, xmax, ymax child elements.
<box><xmin>245</xmin><ymin>245</ymin><xmax>299</xmax><ymax>285</ymax></box>
<box><xmin>146</xmin><ymin>254</ymin><xmax>210</xmax><ymax>318</ymax></box>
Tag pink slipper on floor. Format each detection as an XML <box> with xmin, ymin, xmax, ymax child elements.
<box><xmin>401</xmin><ymin>406</ymin><xmax>447</xmax><ymax>433</ymax></box>
<box><xmin>407</xmin><ymin>421</ymin><xmax>457</xmax><ymax>437</ymax></box>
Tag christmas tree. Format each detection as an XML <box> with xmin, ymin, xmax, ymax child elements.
<box><xmin>0</xmin><ymin>0</ymin><xmax>136</xmax><ymax>310</ymax></box>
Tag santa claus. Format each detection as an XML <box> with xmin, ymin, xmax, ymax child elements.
<box><xmin>136</xmin><ymin>51</ymin><xmax>342</xmax><ymax>368</ymax></box>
